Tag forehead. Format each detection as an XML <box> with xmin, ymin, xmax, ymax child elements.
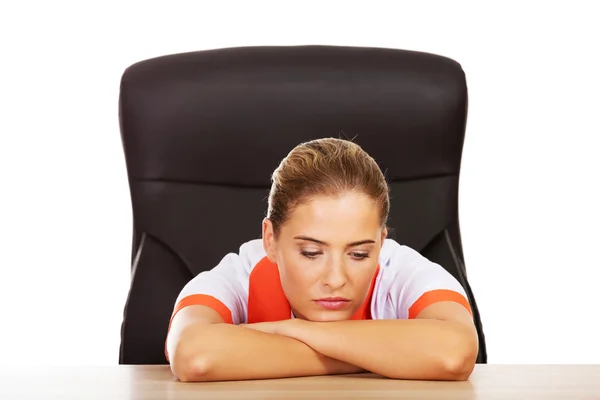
<box><xmin>282</xmin><ymin>192</ymin><xmax>381</xmax><ymax>240</ymax></box>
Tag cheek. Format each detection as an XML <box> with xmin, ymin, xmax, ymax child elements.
<box><xmin>348</xmin><ymin>261</ymin><xmax>379</xmax><ymax>290</ymax></box>
<box><xmin>355</xmin><ymin>270</ymin><xmax>374</xmax><ymax>288</ymax></box>
<box><xmin>277</xmin><ymin>255</ymin><xmax>320</xmax><ymax>293</ymax></box>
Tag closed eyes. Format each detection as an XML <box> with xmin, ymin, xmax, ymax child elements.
<box><xmin>300</xmin><ymin>251</ymin><xmax>370</xmax><ymax>261</ymax></box>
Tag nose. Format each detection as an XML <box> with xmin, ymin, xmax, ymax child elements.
<box><xmin>322</xmin><ymin>258</ymin><xmax>347</xmax><ymax>291</ymax></box>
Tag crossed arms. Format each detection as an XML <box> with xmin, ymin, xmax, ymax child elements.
<box><xmin>166</xmin><ymin>302</ymin><xmax>478</xmax><ymax>382</ymax></box>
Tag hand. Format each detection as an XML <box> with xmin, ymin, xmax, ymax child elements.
<box><xmin>240</xmin><ymin>320</ymin><xmax>366</xmax><ymax>374</ymax></box>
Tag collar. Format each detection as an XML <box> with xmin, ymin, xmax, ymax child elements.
<box><xmin>247</xmin><ymin>256</ymin><xmax>380</xmax><ymax>323</ymax></box>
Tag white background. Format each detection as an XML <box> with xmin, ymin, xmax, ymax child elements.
<box><xmin>1</xmin><ymin>1</ymin><xmax>598</xmax><ymax>366</ymax></box>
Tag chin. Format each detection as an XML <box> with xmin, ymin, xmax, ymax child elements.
<box><xmin>304</xmin><ymin>311</ymin><xmax>351</xmax><ymax>322</ymax></box>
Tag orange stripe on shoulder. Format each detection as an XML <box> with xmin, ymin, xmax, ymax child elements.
<box><xmin>164</xmin><ymin>294</ymin><xmax>234</xmax><ymax>363</ymax></box>
<box><xmin>408</xmin><ymin>289</ymin><xmax>472</xmax><ymax>319</ymax></box>
<box><xmin>171</xmin><ymin>294</ymin><xmax>234</xmax><ymax>324</ymax></box>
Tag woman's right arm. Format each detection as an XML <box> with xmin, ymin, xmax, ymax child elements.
<box><xmin>167</xmin><ymin>305</ymin><xmax>362</xmax><ymax>382</ymax></box>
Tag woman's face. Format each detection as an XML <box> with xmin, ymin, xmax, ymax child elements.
<box><xmin>262</xmin><ymin>191</ymin><xmax>386</xmax><ymax>322</ymax></box>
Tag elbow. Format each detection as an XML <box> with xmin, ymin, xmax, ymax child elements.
<box><xmin>441</xmin><ymin>351</ymin><xmax>476</xmax><ymax>381</ymax></box>
<box><xmin>173</xmin><ymin>356</ymin><xmax>212</xmax><ymax>382</ymax></box>
<box><xmin>441</xmin><ymin>329</ymin><xmax>478</xmax><ymax>381</ymax></box>
<box><xmin>170</xmin><ymin>346</ymin><xmax>213</xmax><ymax>382</ymax></box>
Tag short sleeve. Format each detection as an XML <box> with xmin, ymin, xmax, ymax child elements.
<box><xmin>386</xmin><ymin>244</ymin><xmax>472</xmax><ymax>319</ymax></box>
<box><xmin>163</xmin><ymin>249</ymin><xmax>253</xmax><ymax>362</ymax></box>
<box><xmin>169</xmin><ymin>252</ymin><xmax>249</xmax><ymax>327</ymax></box>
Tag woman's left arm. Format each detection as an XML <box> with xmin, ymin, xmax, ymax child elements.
<box><xmin>246</xmin><ymin>302</ymin><xmax>478</xmax><ymax>381</ymax></box>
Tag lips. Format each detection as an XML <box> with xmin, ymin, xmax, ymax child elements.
<box><xmin>314</xmin><ymin>298</ymin><xmax>350</xmax><ymax>311</ymax></box>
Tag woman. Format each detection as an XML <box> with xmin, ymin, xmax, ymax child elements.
<box><xmin>166</xmin><ymin>138</ymin><xmax>478</xmax><ymax>382</ymax></box>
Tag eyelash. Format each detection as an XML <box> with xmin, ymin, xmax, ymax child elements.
<box><xmin>300</xmin><ymin>251</ymin><xmax>370</xmax><ymax>261</ymax></box>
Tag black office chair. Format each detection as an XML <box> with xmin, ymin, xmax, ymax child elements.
<box><xmin>118</xmin><ymin>45</ymin><xmax>487</xmax><ymax>365</ymax></box>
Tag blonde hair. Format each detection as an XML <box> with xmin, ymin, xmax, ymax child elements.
<box><xmin>267</xmin><ymin>138</ymin><xmax>390</xmax><ymax>235</ymax></box>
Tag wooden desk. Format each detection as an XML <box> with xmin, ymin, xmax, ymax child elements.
<box><xmin>1</xmin><ymin>365</ymin><xmax>599</xmax><ymax>399</ymax></box>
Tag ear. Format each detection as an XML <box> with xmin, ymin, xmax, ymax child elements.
<box><xmin>380</xmin><ymin>226</ymin><xmax>388</xmax><ymax>245</ymax></box>
<box><xmin>262</xmin><ymin>218</ymin><xmax>278</xmax><ymax>263</ymax></box>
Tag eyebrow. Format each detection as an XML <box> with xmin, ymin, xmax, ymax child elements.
<box><xmin>294</xmin><ymin>235</ymin><xmax>376</xmax><ymax>247</ymax></box>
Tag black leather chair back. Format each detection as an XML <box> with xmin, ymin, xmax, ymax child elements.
<box><xmin>118</xmin><ymin>45</ymin><xmax>487</xmax><ymax>364</ymax></box>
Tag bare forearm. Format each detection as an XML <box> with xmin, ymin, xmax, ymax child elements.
<box><xmin>283</xmin><ymin>319</ymin><xmax>478</xmax><ymax>381</ymax></box>
<box><xmin>172</xmin><ymin>323</ymin><xmax>362</xmax><ymax>382</ymax></box>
